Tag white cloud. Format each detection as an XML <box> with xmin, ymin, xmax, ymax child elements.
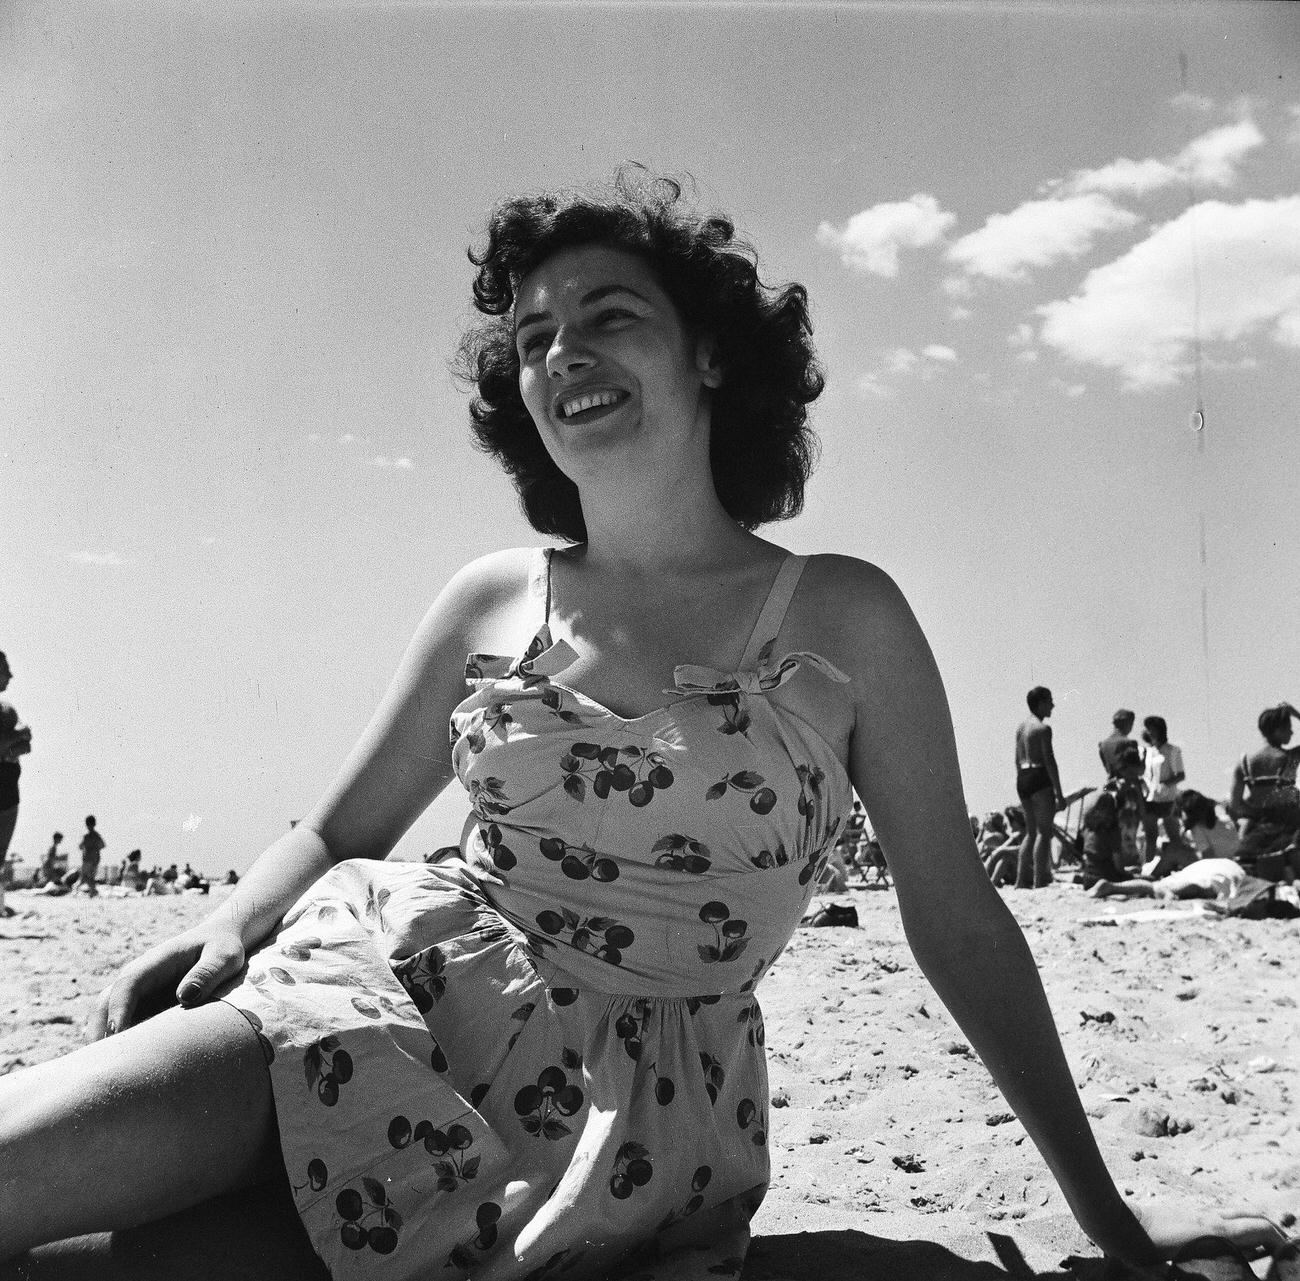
<box><xmin>948</xmin><ymin>304</ymin><xmax>972</xmax><ymax>322</ymax></box>
<box><xmin>68</xmin><ymin>550</ymin><xmax>125</xmax><ymax>566</ymax></box>
<box><xmin>369</xmin><ymin>455</ymin><xmax>415</xmax><ymax>470</ymax></box>
<box><xmin>1064</xmin><ymin>119</ymin><xmax>1264</xmax><ymax>198</ymax></box>
<box><xmin>884</xmin><ymin>347</ymin><xmax>919</xmax><ymax>374</ymax></box>
<box><xmin>1051</xmin><ymin>379</ymin><xmax>1087</xmax><ymax>398</ymax></box>
<box><xmin>1285</xmin><ymin>103</ymin><xmax>1300</xmax><ymax>148</ymax></box>
<box><xmin>817</xmin><ymin>194</ymin><xmax>956</xmax><ymax>277</ymax></box>
<box><xmin>1008</xmin><ymin>323</ymin><xmax>1038</xmax><ymax>362</ymax></box>
<box><xmin>1066</xmin><ymin>156</ymin><xmax>1178</xmax><ymax>198</ymax></box>
<box><xmin>948</xmin><ymin>194</ymin><xmax>1140</xmax><ymax>281</ymax></box>
<box><xmin>307</xmin><ymin>431</ymin><xmax>323</xmax><ymax>442</ymax></box>
<box><xmin>1277</xmin><ymin>310</ymin><xmax>1300</xmax><ymax>348</ymax></box>
<box><xmin>1036</xmin><ymin>195</ymin><xmax>1300</xmax><ymax>389</ymax></box>
<box><xmin>1177</xmin><ymin>119</ymin><xmax>1265</xmax><ymax>188</ymax></box>
<box><xmin>1172</xmin><ymin>91</ymin><xmax>1216</xmax><ymax>116</ymax></box>
<box><xmin>855</xmin><ymin>372</ymin><xmax>892</xmax><ymax>398</ymax></box>
<box><xmin>856</xmin><ymin>343</ymin><xmax>958</xmax><ymax>394</ymax></box>
<box><xmin>182</xmin><ymin>813</ymin><xmax>203</xmax><ymax>832</ymax></box>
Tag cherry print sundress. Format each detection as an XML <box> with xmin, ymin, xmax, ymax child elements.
<box><xmin>221</xmin><ymin>549</ymin><xmax>852</xmax><ymax>1281</ymax></box>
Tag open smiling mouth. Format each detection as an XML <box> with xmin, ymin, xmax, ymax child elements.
<box><xmin>557</xmin><ymin>389</ymin><xmax>629</xmax><ymax>423</ymax></box>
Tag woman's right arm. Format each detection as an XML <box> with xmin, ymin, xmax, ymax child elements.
<box><xmin>1226</xmin><ymin>759</ymin><xmax>1251</xmax><ymax>821</ymax></box>
<box><xmin>88</xmin><ymin>550</ymin><xmax>531</xmax><ymax>1039</ymax></box>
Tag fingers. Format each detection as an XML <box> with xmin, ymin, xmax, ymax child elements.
<box><xmin>177</xmin><ymin>940</ymin><xmax>245</xmax><ymax>1008</ymax></box>
<box><xmin>87</xmin><ymin>965</ymin><xmax>144</xmax><ymax>1042</ymax></box>
<box><xmin>86</xmin><ymin>986</ymin><xmax>116</xmax><ymax>1042</ymax></box>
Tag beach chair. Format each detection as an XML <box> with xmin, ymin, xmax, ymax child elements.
<box><xmin>1051</xmin><ymin>786</ymin><xmax>1094</xmax><ymax>871</ymax></box>
<box><xmin>854</xmin><ymin>838</ymin><xmax>891</xmax><ymax>889</ymax></box>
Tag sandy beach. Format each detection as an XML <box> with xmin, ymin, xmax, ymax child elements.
<box><xmin>3</xmin><ymin>879</ymin><xmax>1296</xmax><ymax>1279</ymax></box>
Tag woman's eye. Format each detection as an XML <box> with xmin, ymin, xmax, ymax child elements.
<box><xmin>595</xmin><ymin>309</ymin><xmax>633</xmax><ymax>325</ymax></box>
<box><xmin>518</xmin><ymin>334</ymin><xmax>548</xmax><ymax>359</ymax></box>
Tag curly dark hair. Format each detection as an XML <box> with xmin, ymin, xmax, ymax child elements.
<box><xmin>1258</xmin><ymin>704</ymin><xmax>1292</xmax><ymax>740</ymax></box>
<box><xmin>453</xmin><ymin>167</ymin><xmax>824</xmax><ymax>543</ymax></box>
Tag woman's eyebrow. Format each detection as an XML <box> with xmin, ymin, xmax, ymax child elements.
<box><xmin>514</xmin><ymin>284</ymin><xmax>651</xmax><ymax>335</ymax></box>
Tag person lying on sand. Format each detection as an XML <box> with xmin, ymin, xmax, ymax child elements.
<box><xmin>1087</xmin><ymin>856</ymin><xmax>1272</xmax><ymax>910</ymax></box>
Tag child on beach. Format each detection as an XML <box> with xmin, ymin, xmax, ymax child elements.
<box><xmin>76</xmin><ymin>816</ymin><xmax>105</xmax><ymax>897</ymax></box>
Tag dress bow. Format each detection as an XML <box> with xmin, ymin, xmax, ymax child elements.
<box><xmin>667</xmin><ymin>650</ymin><xmax>850</xmax><ymax>697</ymax></box>
<box><xmin>465</xmin><ymin>626</ymin><xmax>578</xmax><ymax>685</ymax></box>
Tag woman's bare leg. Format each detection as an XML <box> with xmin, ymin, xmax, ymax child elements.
<box><xmin>0</xmin><ymin>1001</ymin><xmax>282</xmax><ymax>1258</ymax></box>
<box><xmin>4</xmin><ymin>1178</ymin><xmax>327</xmax><ymax>1281</ymax></box>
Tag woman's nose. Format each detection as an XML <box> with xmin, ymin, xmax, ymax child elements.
<box><xmin>546</xmin><ymin>328</ymin><xmax>596</xmax><ymax>377</ymax></box>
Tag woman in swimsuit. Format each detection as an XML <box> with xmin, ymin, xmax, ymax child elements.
<box><xmin>0</xmin><ymin>171</ymin><xmax>1286</xmax><ymax>1279</ymax></box>
<box><xmin>1229</xmin><ymin>703</ymin><xmax>1300</xmax><ymax>878</ymax></box>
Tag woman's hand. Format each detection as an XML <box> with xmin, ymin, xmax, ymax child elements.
<box><xmin>1128</xmin><ymin>1200</ymin><xmax>1291</xmax><ymax>1261</ymax></box>
<box><xmin>87</xmin><ymin>921</ymin><xmax>249</xmax><ymax>1040</ymax></box>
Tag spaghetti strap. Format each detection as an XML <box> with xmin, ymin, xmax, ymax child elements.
<box><xmin>529</xmin><ymin>547</ymin><xmax>553</xmax><ymax>624</ymax></box>
<box><xmin>739</xmin><ymin>554</ymin><xmax>808</xmax><ymax>670</ymax></box>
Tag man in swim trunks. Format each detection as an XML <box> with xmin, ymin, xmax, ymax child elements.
<box><xmin>1014</xmin><ymin>685</ymin><xmax>1065</xmax><ymax>889</ymax></box>
<box><xmin>1098</xmin><ymin>707</ymin><xmax>1136</xmax><ymax>778</ymax></box>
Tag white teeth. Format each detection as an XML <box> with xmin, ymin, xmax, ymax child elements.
<box><xmin>560</xmin><ymin>390</ymin><xmax>622</xmax><ymax>418</ymax></box>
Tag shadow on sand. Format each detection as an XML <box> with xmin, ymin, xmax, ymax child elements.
<box><xmin>745</xmin><ymin>1230</ymin><xmax>1118</xmax><ymax>1280</ymax></box>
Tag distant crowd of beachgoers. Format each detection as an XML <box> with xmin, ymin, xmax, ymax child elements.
<box><xmin>1</xmin><ymin>818</ymin><xmax>237</xmax><ymax>900</ymax></box>
<box><xmin>824</xmin><ymin>697</ymin><xmax>1300</xmax><ymax>906</ymax></box>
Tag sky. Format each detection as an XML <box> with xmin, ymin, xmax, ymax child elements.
<box><xmin>2</xmin><ymin>0</ymin><xmax>1298</xmax><ymax>877</ymax></box>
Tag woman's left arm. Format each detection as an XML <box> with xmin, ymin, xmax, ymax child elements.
<box><xmin>825</xmin><ymin>558</ymin><xmax>1157</xmax><ymax>1260</ymax></box>
<box><xmin>824</xmin><ymin>559</ymin><xmax>1288</xmax><ymax>1260</ymax></box>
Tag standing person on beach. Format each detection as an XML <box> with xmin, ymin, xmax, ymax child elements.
<box><xmin>1140</xmin><ymin>715</ymin><xmax>1185</xmax><ymax>855</ymax></box>
<box><xmin>1098</xmin><ymin>707</ymin><xmax>1136</xmax><ymax>778</ymax></box>
<box><xmin>76</xmin><ymin>816</ymin><xmax>105</xmax><ymax>897</ymax></box>
<box><xmin>0</xmin><ymin>653</ymin><xmax>33</xmax><ymax>919</ymax></box>
<box><xmin>1014</xmin><ymin>686</ymin><xmax>1065</xmax><ymax>889</ymax></box>
<box><xmin>0</xmin><ymin>172</ymin><xmax>1286</xmax><ymax>1279</ymax></box>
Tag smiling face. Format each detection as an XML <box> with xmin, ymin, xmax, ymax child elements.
<box><xmin>513</xmin><ymin>244</ymin><xmax>720</xmax><ymax>482</ymax></box>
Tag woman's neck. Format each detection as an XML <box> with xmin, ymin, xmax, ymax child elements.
<box><xmin>576</xmin><ymin>473</ymin><xmax>765</xmax><ymax>578</ymax></box>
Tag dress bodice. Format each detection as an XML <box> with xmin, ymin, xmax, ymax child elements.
<box><xmin>448</xmin><ymin>550</ymin><xmax>854</xmax><ymax>998</ymax></box>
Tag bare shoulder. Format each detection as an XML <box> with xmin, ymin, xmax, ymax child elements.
<box><xmin>796</xmin><ymin>553</ymin><xmax>924</xmax><ymax>661</ymax></box>
<box><xmin>398</xmin><ymin>546</ymin><xmax>541</xmax><ymax>674</ymax></box>
<box><xmin>439</xmin><ymin>546</ymin><xmax>538</xmax><ymax>616</ymax></box>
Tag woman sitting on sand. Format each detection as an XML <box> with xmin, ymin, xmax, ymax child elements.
<box><xmin>0</xmin><ymin>171</ymin><xmax>1289</xmax><ymax>1279</ymax></box>
<box><xmin>1178</xmin><ymin>789</ymin><xmax>1241</xmax><ymax>862</ymax></box>
<box><xmin>981</xmin><ymin>805</ymin><xmax>1023</xmax><ymax>886</ymax></box>
<box><xmin>1229</xmin><ymin>703</ymin><xmax>1300</xmax><ymax>879</ymax></box>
